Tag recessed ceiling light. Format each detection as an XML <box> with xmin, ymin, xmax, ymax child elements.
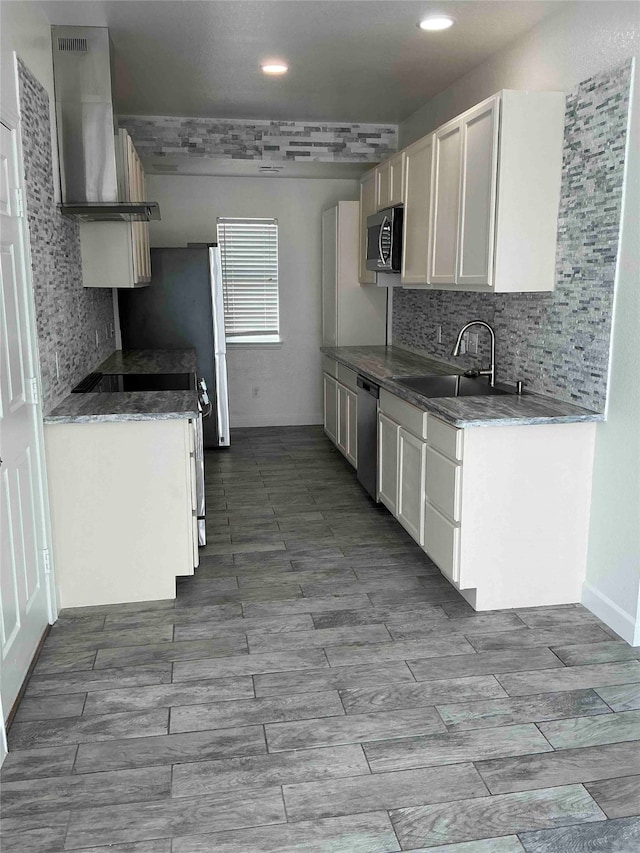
<box><xmin>418</xmin><ymin>15</ymin><xmax>455</xmax><ymax>31</ymax></box>
<box><xmin>262</xmin><ymin>62</ymin><xmax>288</xmax><ymax>75</ymax></box>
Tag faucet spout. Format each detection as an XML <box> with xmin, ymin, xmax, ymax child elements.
<box><xmin>451</xmin><ymin>320</ymin><xmax>496</xmax><ymax>387</ymax></box>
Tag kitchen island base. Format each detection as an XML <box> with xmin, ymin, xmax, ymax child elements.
<box><xmin>45</xmin><ymin>418</ymin><xmax>198</xmax><ymax>608</ymax></box>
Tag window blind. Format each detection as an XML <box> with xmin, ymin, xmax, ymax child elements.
<box><xmin>216</xmin><ymin>218</ymin><xmax>279</xmax><ymax>338</ymax></box>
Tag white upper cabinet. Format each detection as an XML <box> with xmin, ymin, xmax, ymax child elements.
<box><xmin>429</xmin><ymin>97</ymin><xmax>499</xmax><ymax>288</ymax></box>
<box><xmin>401</xmin><ymin>134</ymin><xmax>433</xmax><ymax>286</ymax></box>
<box><xmin>321</xmin><ymin>205</ymin><xmax>339</xmax><ymax>346</ymax></box>
<box><xmin>376</xmin><ymin>160</ymin><xmax>390</xmax><ymax>211</ymax></box>
<box><xmin>358</xmin><ymin>171</ymin><xmax>377</xmax><ymax>285</ymax></box>
<box><xmin>400</xmin><ymin>90</ymin><xmax>565</xmax><ymax>293</ymax></box>
<box><xmin>429</xmin><ymin>120</ymin><xmax>462</xmax><ymax>286</ymax></box>
<box><xmin>82</xmin><ymin>129</ymin><xmax>152</xmax><ymax>289</ymax></box>
<box><xmin>376</xmin><ymin>151</ymin><xmax>405</xmax><ymax>210</ymax></box>
<box><xmin>322</xmin><ymin>201</ymin><xmax>386</xmax><ymax>345</ymax></box>
<box><xmin>388</xmin><ymin>151</ymin><xmax>406</xmax><ymax>207</ymax></box>
<box><xmin>491</xmin><ymin>90</ymin><xmax>565</xmax><ymax>293</ymax></box>
<box><xmin>457</xmin><ymin>96</ymin><xmax>500</xmax><ymax>287</ymax></box>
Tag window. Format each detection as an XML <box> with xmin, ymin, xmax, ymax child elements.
<box><xmin>216</xmin><ymin>217</ymin><xmax>280</xmax><ymax>343</ymax></box>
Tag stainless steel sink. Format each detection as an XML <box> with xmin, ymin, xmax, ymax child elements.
<box><xmin>392</xmin><ymin>375</ymin><xmax>510</xmax><ymax>398</ymax></box>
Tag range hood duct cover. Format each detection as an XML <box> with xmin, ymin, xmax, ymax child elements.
<box><xmin>51</xmin><ymin>25</ymin><xmax>160</xmax><ymax>222</ymax></box>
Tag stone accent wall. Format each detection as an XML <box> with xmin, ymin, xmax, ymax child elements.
<box><xmin>119</xmin><ymin>115</ymin><xmax>398</xmax><ymax>163</ymax></box>
<box><xmin>392</xmin><ymin>61</ymin><xmax>632</xmax><ymax>413</ymax></box>
<box><xmin>18</xmin><ymin>59</ymin><xmax>114</xmax><ymax>414</ymax></box>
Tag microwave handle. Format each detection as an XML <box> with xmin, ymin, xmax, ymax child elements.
<box><xmin>378</xmin><ymin>215</ymin><xmax>388</xmax><ymax>263</ymax></box>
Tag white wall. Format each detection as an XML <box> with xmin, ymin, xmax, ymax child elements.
<box><xmin>1</xmin><ymin>1</ymin><xmax>53</xmax><ymax>112</ymax></box>
<box><xmin>399</xmin><ymin>0</ymin><xmax>640</xmax><ymax>643</ymax></box>
<box><xmin>1</xmin><ymin>0</ymin><xmax>58</xmax><ymax>192</ymax></box>
<box><xmin>583</xmin><ymin>56</ymin><xmax>640</xmax><ymax>645</ymax></box>
<box><xmin>148</xmin><ymin>174</ymin><xmax>359</xmax><ymax>427</ymax></box>
<box><xmin>400</xmin><ymin>1</ymin><xmax>640</xmax><ymax>145</ymax></box>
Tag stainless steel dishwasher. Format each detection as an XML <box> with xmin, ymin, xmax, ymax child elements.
<box><xmin>356</xmin><ymin>376</ymin><xmax>380</xmax><ymax>500</ymax></box>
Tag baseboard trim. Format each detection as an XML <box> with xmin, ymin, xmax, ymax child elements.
<box><xmin>230</xmin><ymin>414</ymin><xmax>324</xmax><ymax>428</ymax></box>
<box><xmin>582</xmin><ymin>580</ymin><xmax>640</xmax><ymax>645</ymax></box>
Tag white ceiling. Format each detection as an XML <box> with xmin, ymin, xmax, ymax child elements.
<box><xmin>41</xmin><ymin>0</ymin><xmax>566</xmax><ymax>124</ymax></box>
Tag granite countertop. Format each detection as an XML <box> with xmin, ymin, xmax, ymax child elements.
<box><xmin>321</xmin><ymin>345</ymin><xmax>602</xmax><ymax>427</ymax></box>
<box><xmin>44</xmin><ymin>349</ymin><xmax>200</xmax><ymax>425</ymax></box>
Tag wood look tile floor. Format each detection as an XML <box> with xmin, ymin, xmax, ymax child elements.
<box><xmin>2</xmin><ymin>425</ymin><xmax>640</xmax><ymax>852</ymax></box>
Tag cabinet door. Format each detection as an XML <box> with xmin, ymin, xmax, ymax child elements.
<box><xmin>376</xmin><ymin>161</ymin><xmax>390</xmax><ymax>210</ymax></box>
<box><xmin>401</xmin><ymin>135</ymin><xmax>433</xmax><ymax>286</ymax></box>
<box><xmin>359</xmin><ymin>171</ymin><xmax>377</xmax><ymax>284</ymax></box>
<box><xmin>430</xmin><ymin>119</ymin><xmax>462</xmax><ymax>286</ymax></box>
<box><xmin>323</xmin><ymin>374</ymin><xmax>338</xmax><ymax>444</ymax></box>
<box><xmin>378</xmin><ymin>412</ymin><xmax>399</xmax><ymax>513</ymax></box>
<box><xmin>424</xmin><ymin>502</ymin><xmax>460</xmax><ymax>583</ymax></box>
<box><xmin>425</xmin><ymin>446</ymin><xmax>462</xmax><ymax>522</ymax></box>
<box><xmin>337</xmin><ymin>382</ymin><xmax>349</xmax><ymax>456</ymax></box>
<box><xmin>346</xmin><ymin>387</ymin><xmax>357</xmax><ymax>468</ymax></box>
<box><xmin>457</xmin><ymin>96</ymin><xmax>500</xmax><ymax>287</ymax></box>
<box><xmin>125</xmin><ymin>133</ymin><xmax>151</xmax><ymax>286</ymax></box>
<box><xmin>397</xmin><ymin>427</ymin><xmax>426</xmax><ymax>545</ymax></box>
<box><xmin>388</xmin><ymin>151</ymin><xmax>406</xmax><ymax>207</ymax></box>
<box><xmin>321</xmin><ymin>206</ymin><xmax>338</xmax><ymax>346</ymax></box>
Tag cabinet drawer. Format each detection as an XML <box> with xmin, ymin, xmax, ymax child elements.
<box><xmin>426</xmin><ymin>446</ymin><xmax>461</xmax><ymax>522</ymax></box>
<box><xmin>337</xmin><ymin>364</ymin><xmax>358</xmax><ymax>392</ymax></box>
<box><xmin>424</xmin><ymin>501</ymin><xmax>460</xmax><ymax>583</ymax></box>
<box><xmin>428</xmin><ymin>415</ymin><xmax>463</xmax><ymax>461</ymax></box>
<box><xmin>380</xmin><ymin>389</ymin><xmax>428</xmax><ymax>440</ymax></box>
<box><xmin>322</xmin><ymin>356</ymin><xmax>338</xmax><ymax>378</ymax></box>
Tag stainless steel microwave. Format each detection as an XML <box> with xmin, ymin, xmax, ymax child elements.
<box><xmin>366</xmin><ymin>206</ymin><xmax>403</xmax><ymax>273</ymax></box>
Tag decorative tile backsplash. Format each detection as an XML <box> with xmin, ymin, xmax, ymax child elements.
<box><xmin>393</xmin><ymin>61</ymin><xmax>632</xmax><ymax>413</ymax></box>
<box><xmin>18</xmin><ymin>59</ymin><xmax>115</xmax><ymax>414</ymax></box>
<box><xmin>119</xmin><ymin>115</ymin><xmax>398</xmax><ymax>162</ymax></box>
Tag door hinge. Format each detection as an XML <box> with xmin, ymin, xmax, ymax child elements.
<box><xmin>15</xmin><ymin>187</ymin><xmax>24</xmax><ymax>218</ymax></box>
<box><xmin>42</xmin><ymin>548</ymin><xmax>51</xmax><ymax>575</ymax></box>
<box><xmin>30</xmin><ymin>375</ymin><xmax>39</xmax><ymax>404</ymax></box>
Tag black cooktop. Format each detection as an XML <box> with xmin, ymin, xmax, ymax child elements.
<box><xmin>72</xmin><ymin>372</ymin><xmax>196</xmax><ymax>393</ymax></box>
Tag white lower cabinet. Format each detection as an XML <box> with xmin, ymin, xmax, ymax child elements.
<box><xmin>397</xmin><ymin>427</ymin><xmax>427</xmax><ymax>545</ymax></box>
<box><xmin>425</xmin><ymin>445</ymin><xmax>462</xmax><ymax>522</ymax></box>
<box><xmin>377</xmin><ymin>412</ymin><xmax>399</xmax><ymax>513</ymax></box>
<box><xmin>337</xmin><ymin>384</ymin><xmax>358</xmax><ymax>467</ymax></box>
<box><xmin>424</xmin><ymin>502</ymin><xmax>460</xmax><ymax>584</ymax></box>
<box><xmin>323</xmin><ymin>370</ymin><xmax>357</xmax><ymax>469</ymax></box>
<box><xmin>424</xmin><ymin>439</ymin><xmax>463</xmax><ymax>585</ymax></box>
<box><xmin>323</xmin><ymin>373</ymin><xmax>338</xmax><ymax>442</ymax></box>
<box><xmin>44</xmin><ymin>417</ymin><xmax>198</xmax><ymax>608</ymax></box>
<box><xmin>346</xmin><ymin>387</ymin><xmax>357</xmax><ymax>468</ymax></box>
<box><xmin>337</xmin><ymin>383</ymin><xmax>349</xmax><ymax>456</ymax></box>
<box><xmin>378</xmin><ymin>388</ymin><xmax>597</xmax><ymax>611</ymax></box>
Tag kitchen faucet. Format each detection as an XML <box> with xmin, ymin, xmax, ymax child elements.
<box><xmin>452</xmin><ymin>320</ymin><xmax>496</xmax><ymax>387</ymax></box>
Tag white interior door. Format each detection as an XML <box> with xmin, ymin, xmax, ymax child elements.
<box><xmin>0</xmin><ymin>118</ymin><xmax>54</xmax><ymax>728</ymax></box>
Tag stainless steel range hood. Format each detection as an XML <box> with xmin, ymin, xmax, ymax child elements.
<box><xmin>51</xmin><ymin>26</ymin><xmax>160</xmax><ymax>222</ymax></box>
